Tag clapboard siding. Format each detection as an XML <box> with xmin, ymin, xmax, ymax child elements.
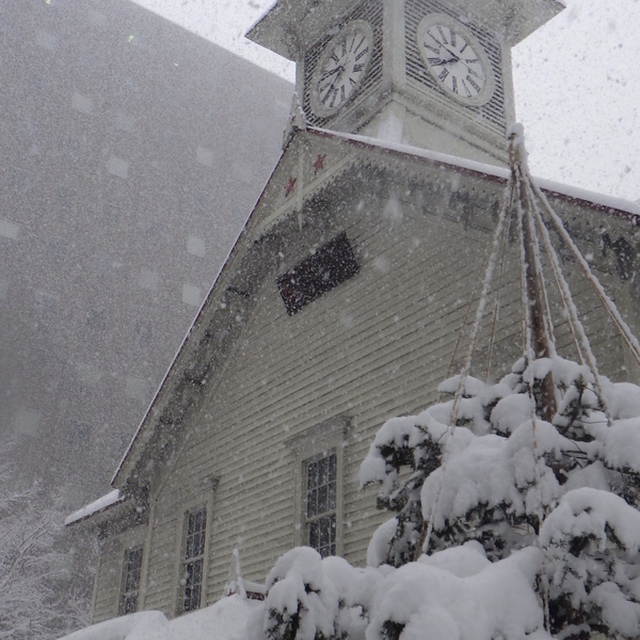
<box><xmin>141</xmin><ymin>471</ymin><xmax>219</xmax><ymax>613</ymax></box>
<box><xmin>221</xmin><ymin>240</ymin><xmax>492</xmax><ymax>401</ymax></box>
<box><xmin>143</xmin><ymin>182</ymin><xmax>535</xmax><ymax>606</ymax></box>
<box><xmin>136</xmin><ymin>190</ymin><xmax>498</xmax><ymax>608</ymax></box>
<box><xmin>94</xmin><ymin>134</ymin><xmax>640</xmax><ymax>621</ymax></box>
<box><xmin>142</xmin><ymin>509</ymin><xmax>180</xmax><ymax>612</ymax></box>
<box><xmin>92</xmin><ymin>541</ymin><xmax>121</xmax><ymax>623</ymax></box>
<box><xmin>92</xmin><ymin>525</ymin><xmax>147</xmax><ymax>623</ymax></box>
<box><xmin>149</xmin><ymin>186</ymin><xmax>631</xmax><ymax>608</ymax></box>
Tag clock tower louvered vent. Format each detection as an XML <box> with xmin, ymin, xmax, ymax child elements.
<box><xmin>405</xmin><ymin>0</ymin><xmax>507</xmax><ymax>137</ymax></box>
<box><xmin>303</xmin><ymin>0</ymin><xmax>384</xmax><ymax>128</ymax></box>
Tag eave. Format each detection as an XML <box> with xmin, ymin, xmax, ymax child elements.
<box><xmin>246</xmin><ymin>0</ymin><xmax>566</xmax><ymax>59</ymax></box>
<box><xmin>65</xmin><ymin>489</ymin><xmax>126</xmax><ymax>528</ymax></box>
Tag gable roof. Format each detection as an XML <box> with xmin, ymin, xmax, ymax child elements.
<box><xmin>108</xmin><ymin>125</ymin><xmax>640</xmax><ymax>495</ymax></box>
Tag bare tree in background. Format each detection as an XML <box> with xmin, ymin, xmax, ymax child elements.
<box><xmin>0</xmin><ymin>450</ymin><xmax>95</xmax><ymax>639</ymax></box>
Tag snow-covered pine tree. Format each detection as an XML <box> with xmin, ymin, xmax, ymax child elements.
<box><xmin>259</xmin><ymin>353</ymin><xmax>640</xmax><ymax>640</ymax></box>
<box><xmin>359</xmin><ymin>353</ymin><xmax>640</xmax><ymax>639</ymax></box>
<box><xmin>253</xmin><ymin>547</ymin><xmax>383</xmax><ymax>640</ymax></box>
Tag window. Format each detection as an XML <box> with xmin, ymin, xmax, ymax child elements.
<box><xmin>304</xmin><ymin>452</ymin><xmax>337</xmax><ymax>557</ymax></box>
<box><xmin>277</xmin><ymin>232</ymin><xmax>359</xmax><ymax>315</ymax></box>
<box><xmin>288</xmin><ymin>417</ymin><xmax>347</xmax><ymax>556</ymax></box>
<box><xmin>179</xmin><ymin>506</ymin><xmax>207</xmax><ymax>613</ymax></box>
<box><xmin>119</xmin><ymin>546</ymin><xmax>143</xmax><ymax>615</ymax></box>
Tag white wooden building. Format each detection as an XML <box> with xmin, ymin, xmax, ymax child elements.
<box><xmin>68</xmin><ymin>0</ymin><xmax>640</xmax><ymax>623</ymax></box>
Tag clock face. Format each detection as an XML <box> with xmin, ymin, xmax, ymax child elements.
<box><xmin>417</xmin><ymin>15</ymin><xmax>494</xmax><ymax>106</ymax></box>
<box><xmin>310</xmin><ymin>20</ymin><xmax>373</xmax><ymax>117</ymax></box>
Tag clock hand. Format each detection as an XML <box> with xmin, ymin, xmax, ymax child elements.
<box><xmin>441</xmin><ymin>46</ymin><xmax>460</xmax><ymax>62</ymax></box>
<box><xmin>436</xmin><ymin>45</ymin><xmax>482</xmax><ymax>79</ymax></box>
<box><xmin>426</xmin><ymin>35</ymin><xmax>463</xmax><ymax>65</ymax></box>
<box><xmin>319</xmin><ymin>67</ymin><xmax>342</xmax><ymax>82</ymax></box>
<box><xmin>428</xmin><ymin>57</ymin><xmax>457</xmax><ymax>67</ymax></box>
<box><xmin>438</xmin><ymin>45</ymin><xmax>483</xmax><ymax>77</ymax></box>
<box><xmin>322</xmin><ymin>65</ymin><xmax>345</xmax><ymax>101</ymax></box>
<box><xmin>428</xmin><ymin>34</ymin><xmax>458</xmax><ymax>59</ymax></box>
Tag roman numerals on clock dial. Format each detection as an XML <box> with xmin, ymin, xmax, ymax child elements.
<box><xmin>417</xmin><ymin>16</ymin><xmax>494</xmax><ymax>105</ymax></box>
<box><xmin>312</xmin><ymin>21</ymin><xmax>373</xmax><ymax>115</ymax></box>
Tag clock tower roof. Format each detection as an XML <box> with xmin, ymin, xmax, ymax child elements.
<box><xmin>247</xmin><ymin>0</ymin><xmax>565</xmax><ymax>58</ymax></box>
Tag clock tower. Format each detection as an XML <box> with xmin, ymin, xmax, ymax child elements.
<box><xmin>248</xmin><ymin>0</ymin><xmax>564</xmax><ymax>165</ymax></box>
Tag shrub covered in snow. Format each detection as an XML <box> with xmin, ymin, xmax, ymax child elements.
<box><xmin>261</xmin><ymin>355</ymin><xmax>640</xmax><ymax>640</ymax></box>
<box><xmin>358</xmin><ymin>355</ymin><xmax>640</xmax><ymax>639</ymax></box>
<box><xmin>254</xmin><ymin>547</ymin><xmax>386</xmax><ymax>640</ymax></box>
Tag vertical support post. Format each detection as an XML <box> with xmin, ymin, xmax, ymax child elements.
<box><xmin>509</xmin><ymin>132</ymin><xmax>557</xmax><ymax>422</ymax></box>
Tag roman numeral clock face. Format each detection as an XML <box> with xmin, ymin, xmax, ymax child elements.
<box><xmin>311</xmin><ymin>20</ymin><xmax>373</xmax><ymax>117</ymax></box>
<box><xmin>417</xmin><ymin>15</ymin><xmax>494</xmax><ymax>106</ymax></box>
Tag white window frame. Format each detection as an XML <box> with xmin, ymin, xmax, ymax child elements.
<box><xmin>118</xmin><ymin>545</ymin><xmax>143</xmax><ymax>616</ymax></box>
<box><xmin>288</xmin><ymin>416</ymin><xmax>349</xmax><ymax>556</ymax></box>
<box><xmin>304</xmin><ymin>451</ymin><xmax>338</xmax><ymax>557</ymax></box>
<box><xmin>174</xmin><ymin>490</ymin><xmax>214</xmax><ymax>616</ymax></box>
<box><xmin>106</xmin><ymin>525</ymin><xmax>147</xmax><ymax>619</ymax></box>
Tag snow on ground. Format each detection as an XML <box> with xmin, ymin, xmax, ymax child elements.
<box><xmin>58</xmin><ymin>595</ymin><xmax>261</xmax><ymax>640</ymax></box>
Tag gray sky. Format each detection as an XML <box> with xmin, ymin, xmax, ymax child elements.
<box><xmin>133</xmin><ymin>0</ymin><xmax>639</xmax><ymax>203</ymax></box>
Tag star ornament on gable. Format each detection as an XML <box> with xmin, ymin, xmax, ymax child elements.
<box><xmin>284</xmin><ymin>177</ymin><xmax>297</xmax><ymax>198</ymax></box>
<box><xmin>313</xmin><ymin>154</ymin><xmax>327</xmax><ymax>175</ymax></box>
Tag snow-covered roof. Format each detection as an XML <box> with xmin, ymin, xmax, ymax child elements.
<box><xmin>65</xmin><ymin>489</ymin><xmax>123</xmax><ymax>527</ymax></box>
<box><xmin>315</xmin><ymin>127</ymin><xmax>640</xmax><ymax>219</ymax></box>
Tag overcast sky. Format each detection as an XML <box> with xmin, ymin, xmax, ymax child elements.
<box><xmin>133</xmin><ymin>0</ymin><xmax>639</xmax><ymax>203</ymax></box>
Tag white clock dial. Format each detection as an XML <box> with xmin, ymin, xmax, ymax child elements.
<box><xmin>417</xmin><ymin>15</ymin><xmax>494</xmax><ymax>105</ymax></box>
<box><xmin>311</xmin><ymin>20</ymin><xmax>373</xmax><ymax>116</ymax></box>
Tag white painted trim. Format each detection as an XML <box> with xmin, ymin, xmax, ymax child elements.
<box><xmin>383</xmin><ymin>0</ymin><xmax>406</xmax><ymax>92</ymax></box>
<box><xmin>90</xmin><ymin>542</ymin><xmax>102</xmax><ymax>622</ymax></box>
<box><xmin>288</xmin><ymin>415</ymin><xmax>350</xmax><ymax>555</ymax></box>
<box><xmin>107</xmin><ymin>526</ymin><xmax>146</xmax><ymax>619</ymax></box>
<box><xmin>172</xmin><ymin>481</ymin><xmax>217</xmax><ymax>617</ymax></box>
<box><xmin>138</xmin><ymin>500</ymin><xmax>156</xmax><ymax>611</ymax></box>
